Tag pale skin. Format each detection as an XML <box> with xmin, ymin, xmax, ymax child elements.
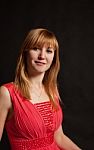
<box><xmin>0</xmin><ymin>45</ymin><xmax>81</xmax><ymax>149</ymax></box>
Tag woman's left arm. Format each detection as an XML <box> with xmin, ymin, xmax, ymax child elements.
<box><xmin>54</xmin><ymin>125</ymin><xmax>82</xmax><ymax>150</ymax></box>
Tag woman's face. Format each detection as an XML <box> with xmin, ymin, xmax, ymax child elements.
<box><xmin>26</xmin><ymin>44</ymin><xmax>55</xmax><ymax>75</ymax></box>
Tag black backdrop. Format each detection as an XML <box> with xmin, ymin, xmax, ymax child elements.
<box><xmin>0</xmin><ymin>0</ymin><xmax>94</xmax><ymax>150</ymax></box>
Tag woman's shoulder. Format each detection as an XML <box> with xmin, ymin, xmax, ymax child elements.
<box><xmin>0</xmin><ymin>82</ymin><xmax>14</xmax><ymax>102</ymax></box>
<box><xmin>0</xmin><ymin>83</ymin><xmax>12</xmax><ymax>109</ymax></box>
<box><xmin>2</xmin><ymin>82</ymin><xmax>14</xmax><ymax>88</ymax></box>
<box><xmin>0</xmin><ymin>81</ymin><xmax>14</xmax><ymax>98</ymax></box>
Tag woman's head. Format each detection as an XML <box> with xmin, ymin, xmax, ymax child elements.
<box><xmin>15</xmin><ymin>28</ymin><xmax>60</xmax><ymax>102</ymax></box>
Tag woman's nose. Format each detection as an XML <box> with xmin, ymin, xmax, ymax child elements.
<box><xmin>38</xmin><ymin>50</ymin><xmax>45</xmax><ymax>60</ymax></box>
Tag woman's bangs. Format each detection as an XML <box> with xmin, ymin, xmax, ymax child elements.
<box><xmin>34</xmin><ymin>35</ymin><xmax>58</xmax><ymax>50</ymax></box>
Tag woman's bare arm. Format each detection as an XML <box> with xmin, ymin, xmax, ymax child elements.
<box><xmin>0</xmin><ymin>86</ymin><xmax>12</xmax><ymax>140</ymax></box>
<box><xmin>54</xmin><ymin>125</ymin><xmax>82</xmax><ymax>150</ymax></box>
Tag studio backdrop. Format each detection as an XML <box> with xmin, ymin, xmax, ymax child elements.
<box><xmin>0</xmin><ymin>1</ymin><xmax>94</xmax><ymax>150</ymax></box>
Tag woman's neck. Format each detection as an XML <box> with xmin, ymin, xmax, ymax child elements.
<box><xmin>28</xmin><ymin>73</ymin><xmax>44</xmax><ymax>88</ymax></box>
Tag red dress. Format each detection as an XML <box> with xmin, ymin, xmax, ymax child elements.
<box><xmin>4</xmin><ymin>83</ymin><xmax>63</xmax><ymax>150</ymax></box>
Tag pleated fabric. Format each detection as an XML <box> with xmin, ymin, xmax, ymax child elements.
<box><xmin>4</xmin><ymin>83</ymin><xmax>63</xmax><ymax>150</ymax></box>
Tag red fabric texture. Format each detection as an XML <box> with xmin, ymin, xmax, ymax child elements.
<box><xmin>4</xmin><ymin>83</ymin><xmax>63</xmax><ymax>150</ymax></box>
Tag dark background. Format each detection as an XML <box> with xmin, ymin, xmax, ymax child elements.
<box><xmin>0</xmin><ymin>0</ymin><xmax>94</xmax><ymax>150</ymax></box>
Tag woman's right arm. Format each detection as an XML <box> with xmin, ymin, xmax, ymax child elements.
<box><xmin>0</xmin><ymin>86</ymin><xmax>12</xmax><ymax>140</ymax></box>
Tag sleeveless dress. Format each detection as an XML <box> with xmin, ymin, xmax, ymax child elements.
<box><xmin>4</xmin><ymin>83</ymin><xmax>63</xmax><ymax>150</ymax></box>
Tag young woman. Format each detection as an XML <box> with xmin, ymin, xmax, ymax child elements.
<box><xmin>0</xmin><ymin>28</ymin><xmax>81</xmax><ymax>150</ymax></box>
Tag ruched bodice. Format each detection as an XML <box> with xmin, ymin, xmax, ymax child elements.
<box><xmin>4</xmin><ymin>83</ymin><xmax>63</xmax><ymax>150</ymax></box>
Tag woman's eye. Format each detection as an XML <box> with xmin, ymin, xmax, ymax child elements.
<box><xmin>32</xmin><ymin>47</ymin><xmax>41</xmax><ymax>51</ymax></box>
<box><xmin>47</xmin><ymin>49</ymin><xmax>53</xmax><ymax>53</ymax></box>
<box><xmin>33</xmin><ymin>47</ymin><xmax>39</xmax><ymax>51</ymax></box>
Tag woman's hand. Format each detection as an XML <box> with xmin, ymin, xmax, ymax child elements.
<box><xmin>54</xmin><ymin>125</ymin><xmax>82</xmax><ymax>150</ymax></box>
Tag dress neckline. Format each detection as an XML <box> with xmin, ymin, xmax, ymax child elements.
<box><xmin>11</xmin><ymin>82</ymin><xmax>51</xmax><ymax>106</ymax></box>
<box><xmin>32</xmin><ymin>100</ymin><xmax>51</xmax><ymax>105</ymax></box>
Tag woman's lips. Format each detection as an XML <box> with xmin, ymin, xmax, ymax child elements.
<box><xmin>35</xmin><ymin>61</ymin><xmax>46</xmax><ymax>65</ymax></box>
